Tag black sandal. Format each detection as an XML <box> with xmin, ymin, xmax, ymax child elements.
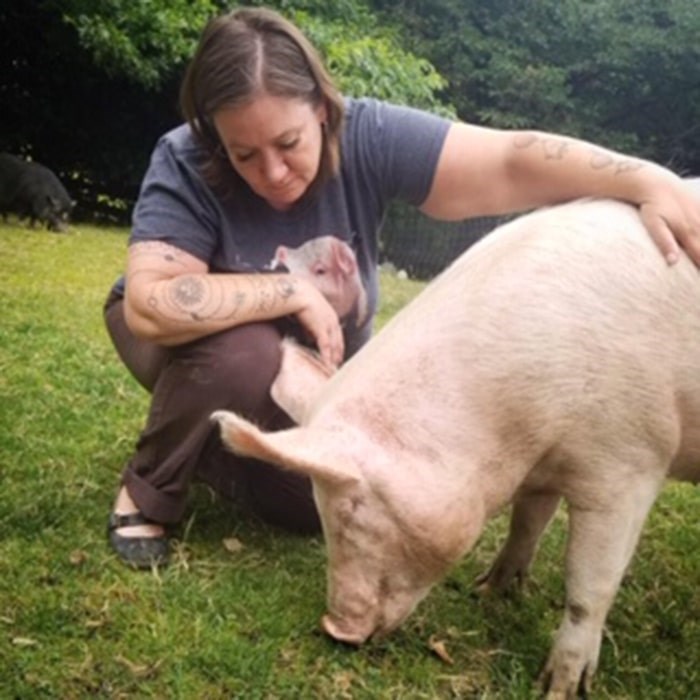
<box><xmin>107</xmin><ymin>511</ymin><xmax>170</xmax><ymax>569</ymax></box>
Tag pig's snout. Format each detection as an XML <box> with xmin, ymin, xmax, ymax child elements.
<box><xmin>321</xmin><ymin>608</ymin><xmax>408</xmax><ymax>646</ymax></box>
<box><xmin>320</xmin><ymin>613</ymin><xmax>372</xmax><ymax>646</ymax></box>
<box><xmin>49</xmin><ymin>217</ymin><xmax>68</xmax><ymax>233</ymax></box>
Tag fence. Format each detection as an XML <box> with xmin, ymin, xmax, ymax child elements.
<box><xmin>380</xmin><ymin>200</ymin><xmax>509</xmax><ymax>279</ymax></box>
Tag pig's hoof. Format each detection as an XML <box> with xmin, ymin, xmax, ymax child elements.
<box><xmin>539</xmin><ymin>659</ymin><xmax>592</xmax><ymax>699</ymax></box>
<box><xmin>474</xmin><ymin>565</ymin><xmax>527</xmax><ymax>596</ymax></box>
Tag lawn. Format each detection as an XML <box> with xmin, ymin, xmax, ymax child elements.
<box><xmin>0</xmin><ymin>221</ymin><xmax>698</xmax><ymax>699</ymax></box>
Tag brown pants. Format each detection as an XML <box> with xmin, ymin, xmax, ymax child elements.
<box><xmin>104</xmin><ymin>290</ymin><xmax>320</xmax><ymax>534</ymax></box>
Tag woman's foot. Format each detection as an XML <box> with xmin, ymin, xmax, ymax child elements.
<box><xmin>108</xmin><ymin>486</ymin><xmax>169</xmax><ymax>568</ymax></box>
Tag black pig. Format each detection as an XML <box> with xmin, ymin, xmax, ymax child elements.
<box><xmin>0</xmin><ymin>153</ymin><xmax>74</xmax><ymax>232</ymax></box>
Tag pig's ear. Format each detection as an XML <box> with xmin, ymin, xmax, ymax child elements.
<box><xmin>333</xmin><ymin>239</ymin><xmax>357</xmax><ymax>275</ymax></box>
<box><xmin>211</xmin><ymin>410</ymin><xmax>361</xmax><ymax>485</ymax></box>
<box><xmin>270</xmin><ymin>338</ymin><xmax>334</xmax><ymax>423</ymax></box>
<box><xmin>274</xmin><ymin>245</ymin><xmax>288</xmax><ymax>264</ymax></box>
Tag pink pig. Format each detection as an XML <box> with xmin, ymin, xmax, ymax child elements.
<box><xmin>214</xmin><ymin>196</ymin><xmax>700</xmax><ymax>699</ymax></box>
<box><xmin>272</xmin><ymin>235</ymin><xmax>368</xmax><ymax>328</ymax></box>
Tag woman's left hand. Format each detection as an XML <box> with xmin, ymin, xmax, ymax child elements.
<box><xmin>637</xmin><ymin>179</ymin><xmax>700</xmax><ymax>266</ymax></box>
<box><xmin>422</xmin><ymin>122</ymin><xmax>700</xmax><ymax>267</ymax></box>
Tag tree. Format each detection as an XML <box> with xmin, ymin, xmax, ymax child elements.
<box><xmin>1</xmin><ymin>1</ymin><xmax>191</xmax><ymax>222</ymax></box>
<box><xmin>59</xmin><ymin>0</ymin><xmax>218</xmax><ymax>89</ymax></box>
<box><xmin>1</xmin><ymin>0</ymin><xmax>451</xmax><ymax>222</ymax></box>
<box><xmin>272</xmin><ymin>0</ymin><xmax>451</xmax><ymax>114</ymax></box>
<box><xmin>59</xmin><ymin>0</ymin><xmax>452</xmax><ymax>112</ymax></box>
<box><xmin>371</xmin><ymin>0</ymin><xmax>700</xmax><ymax>173</ymax></box>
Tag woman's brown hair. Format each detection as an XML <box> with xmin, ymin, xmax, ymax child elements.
<box><xmin>180</xmin><ymin>7</ymin><xmax>344</xmax><ymax>192</ymax></box>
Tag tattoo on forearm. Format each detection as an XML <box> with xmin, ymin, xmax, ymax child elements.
<box><xmin>172</xmin><ymin>276</ymin><xmax>206</xmax><ymax>307</ymax></box>
<box><xmin>231</xmin><ymin>290</ymin><xmax>246</xmax><ymax>318</ymax></box>
<box><xmin>152</xmin><ymin>274</ymin><xmax>225</xmax><ymax>322</ymax></box>
<box><xmin>514</xmin><ymin>133</ymin><xmax>573</xmax><ymax>160</ymax></box>
<box><xmin>147</xmin><ymin>272</ymin><xmax>300</xmax><ymax>325</ymax></box>
<box><xmin>276</xmin><ymin>277</ymin><xmax>296</xmax><ymax>300</ymax></box>
<box><xmin>130</xmin><ymin>241</ymin><xmax>301</xmax><ymax>326</ymax></box>
<box><xmin>515</xmin><ymin>134</ymin><xmax>645</xmax><ymax>174</ymax></box>
<box><xmin>589</xmin><ymin>149</ymin><xmax>644</xmax><ymax>175</ymax></box>
<box><xmin>253</xmin><ymin>276</ymin><xmax>274</xmax><ymax>313</ymax></box>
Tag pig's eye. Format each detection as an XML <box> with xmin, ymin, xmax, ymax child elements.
<box><xmin>313</xmin><ymin>265</ymin><xmax>327</xmax><ymax>276</ymax></box>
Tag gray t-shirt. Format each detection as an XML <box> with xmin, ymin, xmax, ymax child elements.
<box><xmin>116</xmin><ymin>97</ymin><xmax>451</xmax><ymax>355</ymax></box>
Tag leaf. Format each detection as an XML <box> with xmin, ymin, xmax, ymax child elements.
<box><xmin>115</xmin><ymin>654</ymin><xmax>163</xmax><ymax>678</ymax></box>
<box><xmin>12</xmin><ymin>637</ymin><xmax>39</xmax><ymax>648</ymax></box>
<box><xmin>428</xmin><ymin>635</ymin><xmax>454</xmax><ymax>665</ymax></box>
<box><xmin>84</xmin><ymin>619</ymin><xmax>107</xmax><ymax>630</ymax></box>
<box><xmin>69</xmin><ymin>549</ymin><xmax>88</xmax><ymax>566</ymax></box>
<box><xmin>222</xmin><ymin>536</ymin><xmax>244</xmax><ymax>554</ymax></box>
<box><xmin>332</xmin><ymin>669</ymin><xmax>355</xmax><ymax>696</ymax></box>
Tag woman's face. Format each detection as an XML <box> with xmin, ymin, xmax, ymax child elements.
<box><xmin>213</xmin><ymin>94</ymin><xmax>327</xmax><ymax>210</ymax></box>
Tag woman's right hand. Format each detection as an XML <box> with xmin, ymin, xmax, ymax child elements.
<box><xmin>294</xmin><ymin>279</ymin><xmax>345</xmax><ymax>368</ymax></box>
<box><xmin>124</xmin><ymin>241</ymin><xmax>344</xmax><ymax>363</ymax></box>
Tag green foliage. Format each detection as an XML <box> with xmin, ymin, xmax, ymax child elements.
<box><xmin>230</xmin><ymin>0</ymin><xmax>454</xmax><ymax>113</ymax></box>
<box><xmin>56</xmin><ymin>0</ymin><xmax>452</xmax><ymax>112</ymax></box>
<box><xmin>1</xmin><ymin>220</ymin><xmax>700</xmax><ymax>697</ymax></box>
<box><xmin>59</xmin><ymin>0</ymin><xmax>218</xmax><ymax>89</ymax></box>
<box><xmin>291</xmin><ymin>9</ymin><xmax>452</xmax><ymax>114</ymax></box>
<box><xmin>1</xmin><ymin>1</ymin><xmax>185</xmax><ymax>222</ymax></box>
<box><xmin>2</xmin><ymin>0</ymin><xmax>699</xmax><ymax>224</ymax></box>
<box><xmin>0</xmin><ymin>0</ymin><xmax>452</xmax><ymax>222</ymax></box>
<box><xmin>471</xmin><ymin>0</ymin><xmax>700</xmax><ymax>165</ymax></box>
<box><xmin>372</xmin><ymin>0</ymin><xmax>700</xmax><ymax>170</ymax></box>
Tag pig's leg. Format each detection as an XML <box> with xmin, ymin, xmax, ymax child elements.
<box><xmin>541</xmin><ymin>474</ymin><xmax>663</xmax><ymax>699</ymax></box>
<box><xmin>476</xmin><ymin>490</ymin><xmax>561</xmax><ymax>592</ymax></box>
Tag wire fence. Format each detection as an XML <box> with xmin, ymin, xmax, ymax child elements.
<box><xmin>380</xmin><ymin>201</ymin><xmax>509</xmax><ymax>280</ymax></box>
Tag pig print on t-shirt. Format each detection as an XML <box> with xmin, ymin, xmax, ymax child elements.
<box><xmin>269</xmin><ymin>235</ymin><xmax>368</xmax><ymax>329</ymax></box>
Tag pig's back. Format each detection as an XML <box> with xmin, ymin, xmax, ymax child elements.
<box><xmin>383</xmin><ymin>198</ymin><xmax>697</xmax><ymax>373</ymax></box>
<box><xmin>319</xmin><ymin>199</ymin><xmax>700</xmax><ymax>466</ymax></box>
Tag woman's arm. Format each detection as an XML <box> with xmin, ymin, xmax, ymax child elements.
<box><xmin>420</xmin><ymin>122</ymin><xmax>700</xmax><ymax>265</ymax></box>
<box><xmin>123</xmin><ymin>240</ymin><xmax>345</xmax><ymax>366</ymax></box>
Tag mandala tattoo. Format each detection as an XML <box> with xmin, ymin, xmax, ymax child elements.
<box><xmin>172</xmin><ymin>276</ymin><xmax>206</xmax><ymax>307</ymax></box>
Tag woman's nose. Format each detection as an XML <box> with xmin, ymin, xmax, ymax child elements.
<box><xmin>261</xmin><ymin>152</ymin><xmax>288</xmax><ymax>183</ymax></box>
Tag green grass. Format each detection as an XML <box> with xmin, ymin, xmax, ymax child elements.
<box><xmin>1</xmin><ymin>220</ymin><xmax>698</xmax><ymax>699</ymax></box>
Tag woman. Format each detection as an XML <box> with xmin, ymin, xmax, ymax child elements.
<box><xmin>104</xmin><ymin>7</ymin><xmax>700</xmax><ymax>568</ymax></box>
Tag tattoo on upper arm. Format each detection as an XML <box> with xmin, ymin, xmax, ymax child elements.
<box><xmin>130</xmin><ymin>241</ymin><xmax>190</xmax><ymax>267</ymax></box>
<box><xmin>128</xmin><ymin>241</ymin><xmax>194</xmax><ymax>287</ymax></box>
